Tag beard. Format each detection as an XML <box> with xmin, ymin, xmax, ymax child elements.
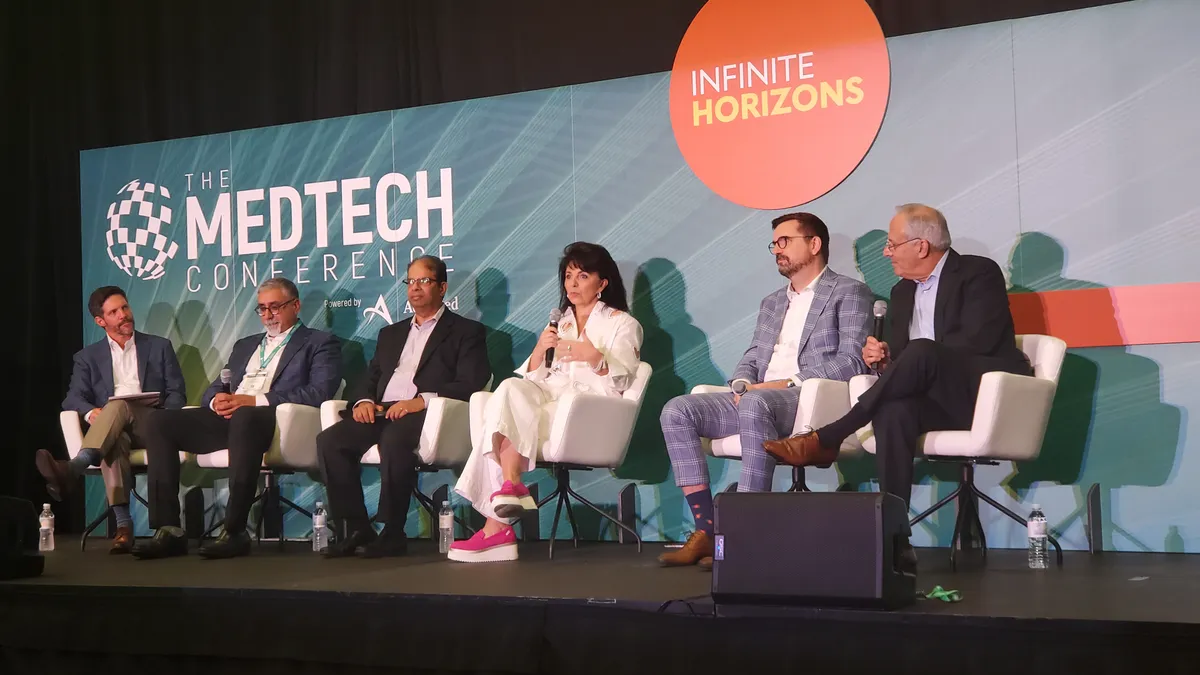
<box><xmin>776</xmin><ymin>255</ymin><xmax>807</xmax><ymax>278</ymax></box>
<box><xmin>115</xmin><ymin>319</ymin><xmax>135</xmax><ymax>335</ymax></box>
<box><xmin>264</xmin><ymin>320</ymin><xmax>283</xmax><ymax>337</ymax></box>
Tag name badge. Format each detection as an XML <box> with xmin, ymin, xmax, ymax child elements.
<box><xmin>239</xmin><ymin>371</ymin><xmax>270</xmax><ymax>396</ymax></box>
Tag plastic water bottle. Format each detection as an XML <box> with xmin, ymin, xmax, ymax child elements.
<box><xmin>38</xmin><ymin>503</ymin><xmax>55</xmax><ymax>552</ymax></box>
<box><xmin>312</xmin><ymin>501</ymin><xmax>329</xmax><ymax>553</ymax></box>
<box><xmin>1027</xmin><ymin>504</ymin><xmax>1048</xmax><ymax>569</ymax></box>
<box><xmin>438</xmin><ymin>501</ymin><xmax>453</xmax><ymax>554</ymax></box>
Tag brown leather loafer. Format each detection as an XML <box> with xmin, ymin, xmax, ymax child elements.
<box><xmin>762</xmin><ymin>431</ymin><xmax>838</xmax><ymax>468</ymax></box>
<box><xmin>35</xmin><ymin>449</ymin><xmax>75</xmax><ymax>501</ymax></box>
<box><xmin>658</xmin><ymin>531</ymin><xmax>714</xmax><ymax>567</ymax></box>
<box><xmin>109</xmin><ymin>526</ymin><xmax>134</xmax><ymax>554</ymax></box>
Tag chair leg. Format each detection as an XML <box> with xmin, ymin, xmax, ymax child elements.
<box><xmin>80</xmin><ymin>506</ymin><xmax>115</xmax><ymax>552</ymax></box>
<box><xmin>959</xmin><ymin>465</ymin><xmax>987</xmax><ymax>559</ymax></box>
<box><xmin>547</xmin><ymin>490</ymin><xmax>567</xmax><ymax>560</ymax></box>
<box><xmin>554</xmin><ymin>468</ymin><xmax>579</xmax><ymax>549</ymax></box>
<box><xmin>948</xmin><ymin>485</ymin><xmax>968</xmax><ymax>572</ymax></box>
<box><xmin>787</xmin><ymin>466</ymin><xmax>811</xmax><ymax>493</ymax></box>
<box><xmin>909</xmin><ymin>483</ymin><xmax>962</xmax><ymax>527</ymax></box>
<box><xmin>131</xmin><ymin>489</ymin><xmax>149</xmax><ymax>508</ymax></box>
<box><xmin>972</xmin><ymin>485</ymin><xmax>1064</xmax><ymax>568</ymax></box>
<box><xmin>279</xmin><ymin>495</ymin><xmax>311</xmax><ymax>518</ymax></box>
<box><xmin>203</xmin><ymin>516</ymin><xmax>226</xmax><ymax>539</ymax></box>
<box><xmin>565</xmin><ymin>484</ymin><xmax>643</xmax><ymax>553</ymax></box>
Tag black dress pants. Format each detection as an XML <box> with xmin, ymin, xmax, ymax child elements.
<box><xmin>853</xmin><ymin>339</ymin><xmax>1031</xmax><ymax>506</ymax></box>
<box><xmin>145</xmin><ymin>406</ymin><xmax>277</xmax><ymax>533</ymax></box>
<box><xmin>316</xmin><ymin>410</ymin><xmax>425</xmax><ymax>532</ymax></box>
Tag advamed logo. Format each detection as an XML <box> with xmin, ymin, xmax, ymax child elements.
<box><xmin>104</xmin><ymin>180</ymin><xmax>180</xmax><ymax>280</ymax></box>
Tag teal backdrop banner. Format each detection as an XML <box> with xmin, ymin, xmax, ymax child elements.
<box><xmin>79</xmin><ymin>0</ymin><xmax>1200</xmax><ymax>552</ymax></box>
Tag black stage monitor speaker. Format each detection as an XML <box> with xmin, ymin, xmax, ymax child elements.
<box><xmin>711</xmin><ymin>492</ymin><xmax>915</xmax><ymax>610</ymax></box>
<box><xmin>0</xmin><ymin>496</ymin><xmax>46</xmax><ymax>580</ymax></box>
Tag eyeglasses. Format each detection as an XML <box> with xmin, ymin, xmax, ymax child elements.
<box><xmin>884</xmin><ymin>237</ymin><xmax>922</xmax><ymax>253</ymax></box>
<box><xmin>768</xmin><ymin>235</ymin><xmax>814</xmax><ymax>252</ymax></box>
<box><xmin>254</xmin><ymin>299</ymin><xmax>297</xmax><ymax>316</ymax></box>
<box><xmin>403</xmin><ymin>277</ymin><xmax>440</xmax><ymax>287</ymax></box>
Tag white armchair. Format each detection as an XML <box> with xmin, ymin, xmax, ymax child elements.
<box><xmin>318</xmin><ymin>376</ymin><xmax>492</xmax><ymax>537</ymax></box>
<box><xmin>693</xmin><ymin>378</ymin><xmax>859</xmax><ymax>492</ymax></box>
<box><xmin>192</xmin><ymin>380</ymin><xmax>345</xmax><ymax>540</ymax></box>
<box><xmin>469</xmin><ymin>362</ymin><xmax>653</xmax><ymax>558</ymax></box>
<box><xmin>59</xmin><ymin>409</ymin><xmax>189</xmax><ymax>550</ymax></box>
<box><xmin>846</xmin><ymin>335</ymin><xmax>1067</xmax><ymax>569</ymax></box>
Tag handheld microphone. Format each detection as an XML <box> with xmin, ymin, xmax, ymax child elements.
<box><xmin>544</xmin><ymin>308</ymin><xmax>563</xmax><ymax>366</ymax></box>
<box><xmin>872</xmin><ymin>300</ymin><xmax>888</xmax><ymax>341</ymax></box>
<box><xmin>220</xmin><ymin>368</ymin><xmax>232</xmax><ymax>395</ymax></box>
<box><xmin>871</xmin><ymin>301</ymin><xmax>888</xmax><ymax>370</ymax></box>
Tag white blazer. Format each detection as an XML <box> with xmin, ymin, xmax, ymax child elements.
<box><xmin>516</xmin><ymin>301</ymin><xmax>644</xmax><ymax>397</ymax></box>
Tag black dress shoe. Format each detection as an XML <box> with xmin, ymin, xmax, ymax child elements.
<box><xmin>323</xmin><ymin>527</ymin><xmax>377</xmax><ymax>559</ymax></box>
<box><xmin>131</xmin><ymin>528</ymin><xmax>188</xmax><ymax>560</ymax></box>
<box><xmin>359</xmin><ymin>527</ymin><xmax>407</xmax><ymax>558</ymax></box>
<box><xmin>198</xmin><ymin>530</ymin><xmax>252</xmax><ymax>559</ymax></box>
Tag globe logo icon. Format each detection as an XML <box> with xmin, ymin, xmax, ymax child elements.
<box><xmin>104</xmin><ymin>179</ymin><xmax>180</xmax><ymax>280</ymax></box>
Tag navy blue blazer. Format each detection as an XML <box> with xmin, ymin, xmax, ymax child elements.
<box><xmin>201</xmin><ymin>324</ymin><xmax>342</xmax><ymax>409</ymax></box>
<box><xmin>62</xmin><ymin>331</ymin><xmax>186</xmax><ymax>416</ymax></box>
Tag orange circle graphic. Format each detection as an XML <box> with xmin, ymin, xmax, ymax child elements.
<box><xmin>670</xmin><ymin>0</ymin><xmax>891</xmax><ymax>210</ymax></box>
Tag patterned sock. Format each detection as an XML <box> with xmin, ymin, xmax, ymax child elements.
<box><xmin>68</xmin><ymin>448</ymin><xmax>103</xmax><ymax>477</ymax></box>
<box><xmin>685</xmin><ymin>490</ymin><xmax>714</xmax><ymax>536</ymax></box>
<box><xmin>112</xmin><ymin>504</ymin><xmax>133</xmax><ymax>529</ymax></box>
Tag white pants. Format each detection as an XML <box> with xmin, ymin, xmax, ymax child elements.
<box><xmin>454</xmin><ymin>377</ymin><xmax>561</xmax><ymax>522</ymax></box>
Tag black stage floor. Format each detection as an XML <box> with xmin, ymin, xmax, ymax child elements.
<box><xmin>3</xmin><ymin>541</ymin><xmax>1200</xmax><ymax>675</ymax></box>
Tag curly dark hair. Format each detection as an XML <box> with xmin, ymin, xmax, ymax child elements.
<box><xmin>557</xmin><ymin>242</ymin><xmax>629</xmax><ymax>312</ymax></box>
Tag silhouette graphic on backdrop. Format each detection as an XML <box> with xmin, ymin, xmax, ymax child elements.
<box><xmin>302</xmin><ymin>288</ymin><xmax>368</xmax><ymax>397</ymax></box>
<box><xmin>474</xmin><ymin>269</ymin><xmax>537</xmax><ymax>389</ymax></box>
<box><xmin>617</xmin><ymin>258</ymin><xmax>724</xmax><ymax>539</ymax></box>
<box><xmin>1005</xmin><ymin>232</ymin><xmax>1182</xmax><ymax>551</ymax></box>
<box><xmin>170</xmin><ymin>299</ymin><xmax>221</xmax><ymax>405</ymax></box>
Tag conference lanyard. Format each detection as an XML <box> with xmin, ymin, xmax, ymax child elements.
<box><xmin>259</xmin><ymin>324</ymin><xmax>298</xmax><ymax>371</ymax></box>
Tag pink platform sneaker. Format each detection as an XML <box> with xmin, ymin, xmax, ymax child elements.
<box><xmin>447</xmin><ymin>526</ymin><xmax>518</xmax><ymax>563</ymax></box>
<box><xmin>490</xmin><ymin>480</ymin><xmax>537</xmax><ymax>519</ymax></box>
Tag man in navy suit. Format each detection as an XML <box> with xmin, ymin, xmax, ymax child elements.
<box><xmin>37</xmin><ymin>286</ymin><xmax>186</xmax><ymax>553</ymax></box>
<box><xmin>133</xmin><ymin>277</ymin><xmax>341</xmax><ymax>560</ymax></box>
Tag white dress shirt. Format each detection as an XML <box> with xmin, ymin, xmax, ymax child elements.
<box><xmin>763</xmin><ymin>267</ymin><xmax>826</xmax><ymax>384</ymax></box>
<box><xmin>909</xmin><ymin>252</ymin><xmax>948</xmax><ymax>341</ymax></box>
<box><xmin>109</xmin><ymin>334</ymin><xmax>142</xmax><ymax>397</ymax></box>
<box><xmin>95</xmin><ymin>335</ymin><xmax>142</xmax><ymax>423</ymax></box>
<box><xmin>212</xmin><ymin>325</ymin><xmax>297</xmax><ymax>411</ymax></box>
<box><xmin>361</xmin><ymin>306</ymin><xmax>445</xmax><ymax>406</ymax></box>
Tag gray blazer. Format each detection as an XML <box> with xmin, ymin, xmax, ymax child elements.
<box><xmin>731</xmin><ymin>268</ymin><xmax>873</xmax><ymax>384</ymax></box>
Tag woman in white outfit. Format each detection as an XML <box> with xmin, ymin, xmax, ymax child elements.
<box><xmin>449</xmin><ymin>242</ymin><xmax>644</xmax><ymax>562</ymax></box>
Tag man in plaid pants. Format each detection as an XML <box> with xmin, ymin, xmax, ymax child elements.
<box><xmin>658</xmin><ymin>212</ymin><xmax>873</xmax><ymax>567</ymax></box>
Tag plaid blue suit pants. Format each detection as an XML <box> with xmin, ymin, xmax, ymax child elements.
<box><xmin>660</xmin><ymin>389</ymin><xmax>801</xmax><ymax>492</ymax></box>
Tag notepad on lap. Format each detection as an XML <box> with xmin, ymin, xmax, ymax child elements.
<box><xmin>107</xmin><ymin>392</ymin><xmax>160</xmax><ymax>405</ymax></box>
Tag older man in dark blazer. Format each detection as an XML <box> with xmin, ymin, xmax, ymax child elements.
<box><xmin>317</xmin><ymin>256</ymin><xmax>490</xmax><ymax>558</ymax></box>
<box><xmin>37</xmin><ymin>286</ymin><xmax>185</xmax><ymax>553</ymax></box>
<box><xmin>133</xmin><ymin>277</ymin><xmax>341</xmax><ymax>560</ymax></box>
<box><xmin>763</xmin><ymin>204</ymin><xmax>1031</xmax><ymax>572</ymax></box>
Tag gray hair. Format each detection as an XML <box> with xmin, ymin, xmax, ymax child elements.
<box><xmin>896</xmin><ymin>204</ymin><xmax>951</xmax><ymax>251</ymax></box>
<box><xmin>257</xmin><ymin>276</ymin><xmax>299</xmax><ymax>300</ymax></box>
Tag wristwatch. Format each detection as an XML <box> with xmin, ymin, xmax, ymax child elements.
<box><xmin>731</xmin><ymin>379</ymin><xmax>751</xmax><ymax>395</ymax></box>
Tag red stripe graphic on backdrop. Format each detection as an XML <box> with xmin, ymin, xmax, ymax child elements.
<box><xmin>1009</xmin><ymin>283</ymin><xmax>1200</xmax><ymax>348</ymax></box>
